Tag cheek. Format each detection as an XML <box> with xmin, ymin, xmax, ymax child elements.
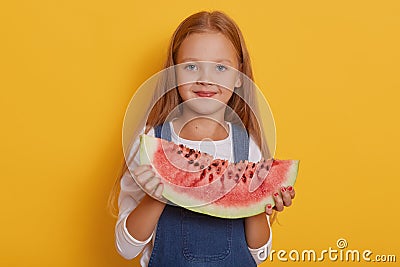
<box><xmin>219</xmin><ymin>88</ymin><xmax>234</xmax><ymax>101</ymax></box>
<box><xmin>177</xmin><ymin>85</ymin><xmax>192</xmax><ymax>100</ymax></box>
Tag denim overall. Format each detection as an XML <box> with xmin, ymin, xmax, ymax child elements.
<box><xmin>148</xmin><ymin>122</ymin><xmax>257</xmax><ymax>267</ymax></box>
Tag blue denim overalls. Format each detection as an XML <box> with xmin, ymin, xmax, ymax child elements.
<box><xmin>148</xmin><ymin>122</ymin><xmax>257</xmax><ymax>267</ymax></box>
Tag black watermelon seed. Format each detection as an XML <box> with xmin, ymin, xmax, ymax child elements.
<box><xmin>208</xmin><ymin>166</ymin><xmax>211</xmax><ymax>171</ymax></box>
<box><xmin>194</xmin><ymin>162</ymin><xmax>199</xmax><ymax>166</ymax></box>
<box><xmin>194</xmin><ymin>153</ymin><xmax>198</xmax><ymax>158</ymax></box>
<box><xmin>260</xmin><ymin>164</ymin><xmax>264</xmax><ymax>169</ymax></box>
<box><xmin>241</xmin><ymin>175</ymin><xmax>246</xmax><ymax>183</ymax></box>
<box><xmin>177</xmin><ymin>150</ymin><xmax>182</xmax><ymax>154</ymax></box>
<box><xmin>179</xmin><ymin>144</ymin><xmax>184</xmax><ymax>148</ymax></box>
<box><xmin>252</xmin><ymin>163</ymin><xmax>255</xmax><ymax>168</ymax></box>
<box><xmin>200</xmin><ymin>164</ymin><xmax>204</xmax><ymax>169</ymax></box>
<box><xmin>222</xmin><ymin>161</ymin><xmax>225</xmax><ymax>165</ymax></box>
<box><xmin>212</xmin><ymin>162</ymin><xmax>219</xmax><ymax>167</ymax></box>
<box><xmin>249</xmin><ymin>171</ymin><xmax>254</xmax><ymax>178</ymax></box>
<box><xmin>188</xmin><ymin>149</ymin><xmax>194</xmax><ymax>155</ymax></box>
<box><xmin>266</xmin><ymin>165</ymin><xmax>270</xmax><ymax>170</ymax></box>
<box><xmin>184</xmin><ymin>154</ymin><xmax>190</xmax><ymax>158</ymax></box>
<box><xmin>234</xmin><ymin>174</ymin><xmax>240</xmax><ymax>182</ymax></box>
<box><xmin>188</xmin><ymin>160</ymin><xmax>194</xmax><ymax>164</ymax></box>
<box><xmin>238</xmin><ymin>168</ymin><xmax>241</xmax><ymax>171</ymax></box>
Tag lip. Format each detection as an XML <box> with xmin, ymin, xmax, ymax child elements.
<box><xmin>194</xmin><ymin>91</ymin><xmax>217</xmax><ymax>97</ymax></box>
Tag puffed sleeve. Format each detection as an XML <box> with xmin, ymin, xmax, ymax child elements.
<box><xmin>247</xmin><ymin>215</ymin><xmax>273</xmax><ymax>264</ymax></box>
<box><xmin>114</xmin><ymin>127</ymin><xmax>155</xmax><ymax>260</ymax></box>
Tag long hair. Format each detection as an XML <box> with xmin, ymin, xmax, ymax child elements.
<box><xmin>108</xmin><ymin>10</ymin><xmax>277</xmax><ymax>223</ymax></box>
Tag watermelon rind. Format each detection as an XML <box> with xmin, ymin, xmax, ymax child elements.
<box><xmin>139</xmin><ymin>134</ymin><xmax>157</xmax><ymax>166</ymax></box>
<box><xmin>139</xmin><ymin>134</ymin><xmax>300</xmax><ymax>218</ymax></box>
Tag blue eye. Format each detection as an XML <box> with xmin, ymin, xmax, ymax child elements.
<box><xmin>184</xmin><ymin>63</ymin><xmax>198</xmax><ymax>71</ymax></box>
<box><xmin>216</xmin><ymin>64</ymin><xmax>227</xmax><ymax>72</ymax></box>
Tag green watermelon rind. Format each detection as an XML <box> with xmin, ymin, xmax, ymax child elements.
<box><xmin>139</xmin><ymin>134</ymin><xmax>156</xmax><ymax>166</ymax></box>
<box><xmin>139</xmin><ymin>134</ymin><xmax>300</xmax><ymax>218</ymax></box>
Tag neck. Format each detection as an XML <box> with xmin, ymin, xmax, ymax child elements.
<box><xmin>172</xmin><ymin>107</ymin><xmax>229</xmax><ymax>141</ymax></box>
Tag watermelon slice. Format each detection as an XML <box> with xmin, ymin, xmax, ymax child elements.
<box><xmin>139</xmin><ymin>134</ymin><xmax>299</xmax><ymax>218</ymax></box>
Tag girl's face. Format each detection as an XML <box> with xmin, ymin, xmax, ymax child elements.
<box><xmin>175</xmin><ymin>32</ymin><xmax>242</xmax><ymax>116</ymax></box>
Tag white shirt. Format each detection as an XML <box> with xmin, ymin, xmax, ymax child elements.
<box><xmin>115</xmin><ymin>121</ymin><xmax>272</xmax><ymax>266</ymax></box>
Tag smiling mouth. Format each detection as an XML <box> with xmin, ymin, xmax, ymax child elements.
<box><xmin>194</xmin><ymin>91</ymin><xmax>217</xmax><ymax>97</ymax></box>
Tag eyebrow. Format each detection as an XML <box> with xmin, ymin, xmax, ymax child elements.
<box><xmin>180</xmin><ymin>57</ymin><xmax>233</xmax><ymax>64</ymax></box>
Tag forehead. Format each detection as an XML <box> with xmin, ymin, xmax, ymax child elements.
<box><xmin>176</xmin><ymin>32</ymin><xmax>239</xmax><ymax>65</ymax></box>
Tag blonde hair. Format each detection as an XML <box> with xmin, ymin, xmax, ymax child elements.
<box><xmin>108</xmin><ymin>10</ymin><xmax>277</xmax><ymax>224</ymax></box>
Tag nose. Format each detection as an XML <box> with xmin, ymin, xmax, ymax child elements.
<box><xmin>197</xmin><ymin>65</ymin><xmax>213</xmax><ymax>85</ymax></box>
<box><xmin>196</xmin><ymin>80</ymin><xmax>213</xmax><ymax>86</ymax></box>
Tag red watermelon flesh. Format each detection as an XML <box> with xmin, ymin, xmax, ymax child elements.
<box><xmin>139</xmin><ymin>134</ymin><xmax>299</xmax><ymax>218</ymax></box>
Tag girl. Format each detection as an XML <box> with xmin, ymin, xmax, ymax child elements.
<box><xmin>109</xmin><ymin>10</ymin><xmax>295</xmax><ymax>266</ymax></box>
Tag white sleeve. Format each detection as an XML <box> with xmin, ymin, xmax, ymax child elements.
<box><xmin>248</xmin><ymin>215</ymin><xmax>273</xmax><ymax>265</ymax></box>
<box><xmin>247</xmin><ymin>136</ymin><xmax>273</xmax><ymax>264</ymax></box>
<box><xmin>114</xmin><ymin>127</ymin><xmax>156</xmax><ymax>260</ymax></box>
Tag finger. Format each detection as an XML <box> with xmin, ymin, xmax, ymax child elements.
<box><xmin>135</xmin><ymin>170</ymin><xmax>154</xmax><ymax>185</ymax></box>
<box><xmin>144</xmin><ymin>176</ymin><xmax>161</xmax><ymax>193</ymax></box>
<box><xmin>287</xmin><ymin>186</ymin><xmax>295</xmax><ymax>199</ymax></box>
<box><xmin>154</xmin><ymin>183</ymin><xmax>164</xmax><ymax>199</ymax></box>
<box><xmin>133</xmin><ymin>164</ymin><xmax>152</xmax><ymax>176</ymax></box>
<box><xmin>273</xmin><ymin>192</ymin><xmax>284</xmax><ymax>212</ymax></box>
<box><xmin>265</xmin><ymin>203</ymin><xmax>273</xmax><ymax>216</ymax></box>
<box><xmin>281</xmin><ymin>187</ymin><xmax>292</xmax><ymax>207</ymax></box>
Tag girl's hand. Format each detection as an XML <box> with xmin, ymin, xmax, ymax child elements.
<box><xmin>265</xmin><ymin>186</ymin><xmax>295</xmax><ymax>216</ymax></box>
<box><xmin>133</xmin><ymin>164</ymin><xmax>164</xmax><ymax>200</ymax></box>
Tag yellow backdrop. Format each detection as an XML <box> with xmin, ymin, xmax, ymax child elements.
<box><xmin>1</xmin><ymin>1</ymin><xmax>399</xmax><ymax>266</ymax></box>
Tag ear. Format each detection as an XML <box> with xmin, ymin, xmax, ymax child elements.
<box><xmin>234</xmin><ymin>63</ymin><xmax>243</xmax><ymax>88</ymax></box>
<box><xmin>235</xmin><ymin>71</ymin><xmax>242</xmax><ymax>88</ymax></box>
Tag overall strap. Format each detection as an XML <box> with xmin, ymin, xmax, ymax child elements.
<box><xmin>231</xmin><ymin>123</ymin><xmax>249</xmax><ymax>163</ymax></box>
<box><xmin>154</xmin><ymin>122</ymin><xmax>172</xmax><ymax>141</ymax></box>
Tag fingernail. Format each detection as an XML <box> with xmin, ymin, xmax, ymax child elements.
<box><xmin>281</xmin><ymin>187</ymin><xmax>286</xmax><ymax>192</ymax></box>
<box><xmin>274</xmin><ymin>192</ymin><xmax>279</xmax><ymax>197</ymax></box>
<box><xmin>287</xmin><ymin>186</ymin><xmax>293</xmax><ymax>191</ymax></box>
<box><xmin>267</xmin><ymin>204</ymin><xmax>272</xmax><ymax>209</ymax></box>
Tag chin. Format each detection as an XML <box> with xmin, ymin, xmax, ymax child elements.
<box><xmin>181</xmin><ymin>98</ymin><xmax>228</xmax><ymax>116</ymax></box>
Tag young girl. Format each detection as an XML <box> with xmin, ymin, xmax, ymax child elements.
<box><xmin>109</xmin><ymin>10</ymin><xmax>295</xmax><ymax>266</ymax></box>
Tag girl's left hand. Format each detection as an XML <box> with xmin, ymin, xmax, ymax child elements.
<box><xmin>265</xmin><ymin>186</ymin><xmax>295</xmax><ymax>216</ymax></box>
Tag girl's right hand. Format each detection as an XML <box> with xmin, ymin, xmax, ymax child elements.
<box><xmin>133</xmin><ymin>164</ymin><xmax>164</xmax><ymax>200</ymax></box>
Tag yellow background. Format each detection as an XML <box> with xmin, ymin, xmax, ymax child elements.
<box><xmin>1</xmin><ymin>0</ymin><xmax>399</xmax><ymax>266</ymax></box>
